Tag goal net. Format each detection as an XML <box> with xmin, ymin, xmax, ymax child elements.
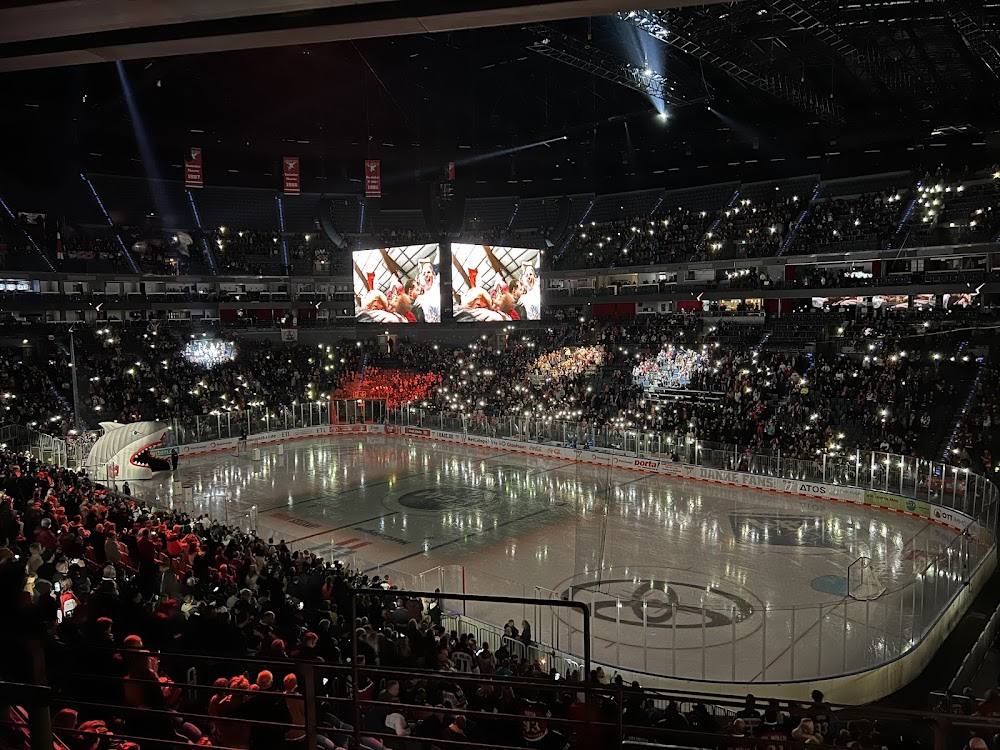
<box><xmin>847</xmin><ymin>556</ymin><xmax>886</xmax><ymax>600</ymax></box>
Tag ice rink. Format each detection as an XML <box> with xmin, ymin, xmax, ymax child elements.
<box><xmin>134</xmin><ymin>434</ymin><xmax>978</xmax><ymax>685</ymax></box>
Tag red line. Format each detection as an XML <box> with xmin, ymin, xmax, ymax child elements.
<box><xmin>335</xmin><ymin>537</ymin><xmax>360</xmax><ymax>546</ymax></box>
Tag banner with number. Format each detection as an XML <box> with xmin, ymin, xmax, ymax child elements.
<box><xmin>185</xmin><ymin>147</ymin><xmax>203</xmax><ymax>189</ymax></box>
<box><xmin>283</xmin><ymin>156</ymin><xmax>300</xmax><ymax>195</ymax></box>
<box><xmin>365</xmin><ymin>159</ymin><xmax>381</xmax><ymax>198</ymax></box>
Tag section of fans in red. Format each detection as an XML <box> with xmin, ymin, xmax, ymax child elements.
<box><xmin>332</xmin><ymin>367</ymin><xmax>441</xmax><ymax>407</ymax></box>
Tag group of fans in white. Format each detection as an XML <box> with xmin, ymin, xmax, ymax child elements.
<box><xmin>632</xmin><ymin>345</ymin><xmax>709</xmax><ymax>390</ymax></box>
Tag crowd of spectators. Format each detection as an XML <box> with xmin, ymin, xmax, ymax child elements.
<box><xmin>626</xmin><ymin>209</ymin><xmax>715</xmax><ymax>266</ymax></box>
<box><xmin>394</xmin><ymin>324</ymin><xmax>600</xmax><ymax>423</ymax></box>
<box><xmin>56</xmin><ymin>230</ymin><xmax>132</xmax><ymax>273</ymax></box>
<box><xmin>333</xmin><ymin>367</ymin><xmax>442</xmax><ymax>409</ymax></box>
<box><xmin>553</xmin><ymin>210</ymin><xmax>716</xmax><ymax>270</ymax></box>
<box><xmin>770</xmin><ymin>353</ymin><xmax>956</xmax><ymax>461</ymax></box>
<box><xmin>212</xmin><ymin>229</ymin><xmax>286</xmax><ymax>275</ymax></box>
<box><xmin>548</xmin><ymin>195</ymin><xmax>801</xmax><ymax>271</ymax></box>
<box><xmin>0</xmin><ymin>306</ymin><xmax>989</xmax><ymax>470</ymax></box>
<box><xmin>542</xmin><ymin>175</ymin><xmax>993</xmax><ymax>271</ymax></box>
<box><xmin>0</xmin><ymin>348</ymin><xmax>77</xmax><ymax>435</ymax></box>
<box><xmin>75</xmin><ymin>329</ymin><xmax>369</xmax><ymax>426</ymax></box>
<box><xmin>708</xmin><ymin>195</ymin><xmax>801</xmax><ymax>259</ymax></box>
<box><xmin>948</xmin><ymin>365</ymin><xmax>1000</xmax><ymax>476</ymax></box>
<box><xmin>0</xmin><ymin>322</ymin><xmax>997</xmax><ymax>750</ymax></box>
<box><xmin>370</xmin><ymin>228</ymin><xmax>432</xmax><ymax>248</ymax></box>
<box><xmin>528</xmin><ymin>346</ymin><xmax>604</xmax><ymax>383</ymax></box>
<box><xmin>791</xmin><ymin>192</ymin><xmax>903</xmax><ymax>255</ymax></box>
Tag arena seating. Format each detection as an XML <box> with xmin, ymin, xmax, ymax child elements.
<box><xmin>6</xmin><ymin>167</ymin><xmax>999</xmax><ymax>277</ymax></box>
<box><xmin>545</xmin><ymin>168</ymin><xmax>1000</xmax><ymax>270</ymax></box>
<box><xmin>1</xmin><ymin>302</ymin><xmax>995</xmax><ymax>469</ymax></box>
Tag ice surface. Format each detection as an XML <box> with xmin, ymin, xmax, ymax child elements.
<box><xmin>135</xmin><ymin>436</ymin><xmax>974</xmax><ymax>683</ymax></box>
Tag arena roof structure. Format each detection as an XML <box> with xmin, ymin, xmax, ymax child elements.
<box><xmin>0</xmin><ymin>1</ymin><xmax>998</xmax><ymax>202</ymax></box>
<box><xmin>0</xmin><ymin>0</ymin><xmax>718</xmax><ymax>72</ymax></box>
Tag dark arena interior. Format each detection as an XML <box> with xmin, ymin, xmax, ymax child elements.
<box><xmin>4</xmin><ymin>1</ymin><xmax>1000</xmax><ymax>749</ymax></box>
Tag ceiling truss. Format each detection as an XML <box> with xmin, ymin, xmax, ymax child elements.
<box><xmin>764</xmin><ymin>0</ymin><xmax>916</xmax><ymax>95</ymax></box>
<box><xmin>525</xmin><ymin>24</ymin><xmax>703</xmax><ymax>108</ymax></box>
<box><xmin>947</xmin><ymin>8</ymin><xmax>1000</xmax><ymax>79</ymax></box>
<box><xmin>618</xmin><ymin>9</ymin><xmax>846</xmax><ymax>123</ymax></box>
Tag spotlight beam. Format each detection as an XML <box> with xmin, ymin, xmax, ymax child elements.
<box><xmin>115</xmin><ymin>61</ymin><xmax>181</xmax><ymax>225</ymax></box>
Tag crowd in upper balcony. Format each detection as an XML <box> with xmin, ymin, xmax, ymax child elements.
<box><xmin>3</xmin><ymin>168</ymin><xmax>999</xmax><ymax>280</ymax></box>
<box><xmin>790</xmin><ymin>191</ymin><xmax>904</xmax><ymax>255</ymax></box>
<box><xmin>211</xmin><ymin>228</ymin><xmax>287</xmax><ymax>275</ymax></box>
<box><xmin>552</xmin><ymin>208</ymin><xmax>714</xmax><ymax>270</ymax></box>
<box><xmin>706</xmin><ymin>194</ymin><xmax>801</xmax><ymax>259</ymax></box>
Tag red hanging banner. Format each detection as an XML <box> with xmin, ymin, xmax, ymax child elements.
<box><xmin>364</xmin><ymin>159</ymin><xmax>381</xmax><ymax>198</ymax></box>
<box><xmin>282</xmin><ymin>156</ymin><xmax>300</xmax><ymax>195</ymax></box>
<box><xmin>184</xmin><ymin>147</ymin><xmax>203</xmax><ymax>189</ymax></box>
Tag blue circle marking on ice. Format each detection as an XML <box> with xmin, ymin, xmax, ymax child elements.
<box><xmin>811</xmin><ymin>575</ymin><xmax>849</xmax><ymax>596</ymax></box>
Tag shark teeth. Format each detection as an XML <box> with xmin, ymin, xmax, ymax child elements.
<box><xmin>129</xmin><ymin>440</ymin><xmax>163</xmax><ymax>468</ymax></box>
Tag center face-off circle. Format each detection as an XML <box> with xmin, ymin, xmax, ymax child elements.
<box><xmin>395</xmin><ymin>486</ymin><xmax>502</xmax><ymax>512</ymax></box>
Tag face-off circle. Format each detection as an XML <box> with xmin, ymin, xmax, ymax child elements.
<box><xmin>552</xmin><ymin>566</ymin><xmax>762</xmax><ymax>651</ymax></box>
<box><xmin>395</xmin><ymin>486</ymin><xmax>503</xmax><ymax>512</ymax></box>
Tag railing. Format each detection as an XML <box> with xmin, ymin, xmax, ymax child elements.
<box><xmin>92</xmin><ymin>401</ymin><xmax>998</xmax><ymax>688</ymax></box>
<box><xmin>391</xmin><ymin>408</ymin><xmax>993</xmax><ymax>515</ymax></box>
<box><xmin>156</xmin><ymin>400</ymin><xmax>389</xmax><ymax>451</ymax></box>
<box><xmin>0</xmin><ymin>423</ymin><xmax>76</xmax><ymax>467</ymax></box>
<box><xmin>8</xmin><ymin>586</ymin><xmax>1000</xmax><ymax>750</ymax></box>
<box><xmin>381</xmin><ymin>406</ymin><xmax>998</xmax><ymax>686</ymax></box>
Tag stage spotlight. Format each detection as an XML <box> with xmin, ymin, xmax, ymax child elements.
<box><xmin>643</xmin><ymin>67</ymin><xmax>652</xmax><ymax>76</ymax></box>
<box><xmin>657</xmin><ymin>112</ymin><xmax>669</xmax><ymax>122</ymax></box>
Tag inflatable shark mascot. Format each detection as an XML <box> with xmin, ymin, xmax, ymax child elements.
<box><xmin>87</xmin><ymin>421</ymin><xmax>171</xmax><ymax>481</ymax></box>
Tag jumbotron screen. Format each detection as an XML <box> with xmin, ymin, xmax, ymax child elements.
<box><xmin>353</xmin><ymin>244</ymin><xmax>441</xmax><ymax>323</ymax></box>
<box><xmin>451</xmin><ymin>244</ymin><xmax>541</xmax><ymax>322</ymax></box>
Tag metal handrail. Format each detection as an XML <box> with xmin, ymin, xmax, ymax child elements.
<box><xmin>350</xmin><ymin>587</ymin><xmax>591</xmax><ymax>750</ymax></box>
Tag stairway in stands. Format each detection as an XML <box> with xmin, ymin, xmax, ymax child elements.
<box><xmin>932</xmin><ymin>350</ymin><xmax>982</xmax><ymax>462</ymax></box>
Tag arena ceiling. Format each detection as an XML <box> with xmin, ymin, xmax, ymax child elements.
<box><xmin>1</xmin><ymin>0</ymin><xmax>999</xmax><ymax>206</ymax></box>
<box><xmin>0</xmin><ymin>0</ymin><xmax>716</xmax><ymax>72</ymax></box>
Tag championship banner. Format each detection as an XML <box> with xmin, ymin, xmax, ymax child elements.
<box><xmin>282</xmin><ymin>156</ymin><xmax>300</xmax><ymax>195</ymax></box>
<box><xmin>185</xmin><ymin>147</ymin><xmax>203</xmax><ymax>189</ymax></box>
<box><xmin>365</xmin><ymin>159</ymin><xmax>381</xmax><ymax>198</ymax></box>
<box><xmin>280</xmin><ymin>328</ymin><xmax>299</xmax><ymax>342</ymax></box>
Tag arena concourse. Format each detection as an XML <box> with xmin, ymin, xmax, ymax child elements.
<box><xmin>4</xmin><ymin>2</ymin><xmax>1000</xmax><ymax>750</ymax></box>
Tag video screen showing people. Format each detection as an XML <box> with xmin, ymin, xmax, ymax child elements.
<box><xmin>353</xmin><ymin>245</ymin><xmax>441</xmax><ymax>323</ymax></box>
<box><xmin>943</xmin><ymin>286</ymin><xmax>982</xmax><ymax>309</ymax></box>
<box><xmin>451</xmin><ymin>244</ymin><xmax>541</xmax><ymax>322</ymax></box>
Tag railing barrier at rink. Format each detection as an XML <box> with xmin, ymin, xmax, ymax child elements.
<box><xmin>16</xmin><ymin>587</ymin><xmax>1000</xmax><ymax>750</ymax></box>
<box><xmin>149</xmin><ymin>400</ymin><xmax>997</xmax><ymax>691</ymax></box>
